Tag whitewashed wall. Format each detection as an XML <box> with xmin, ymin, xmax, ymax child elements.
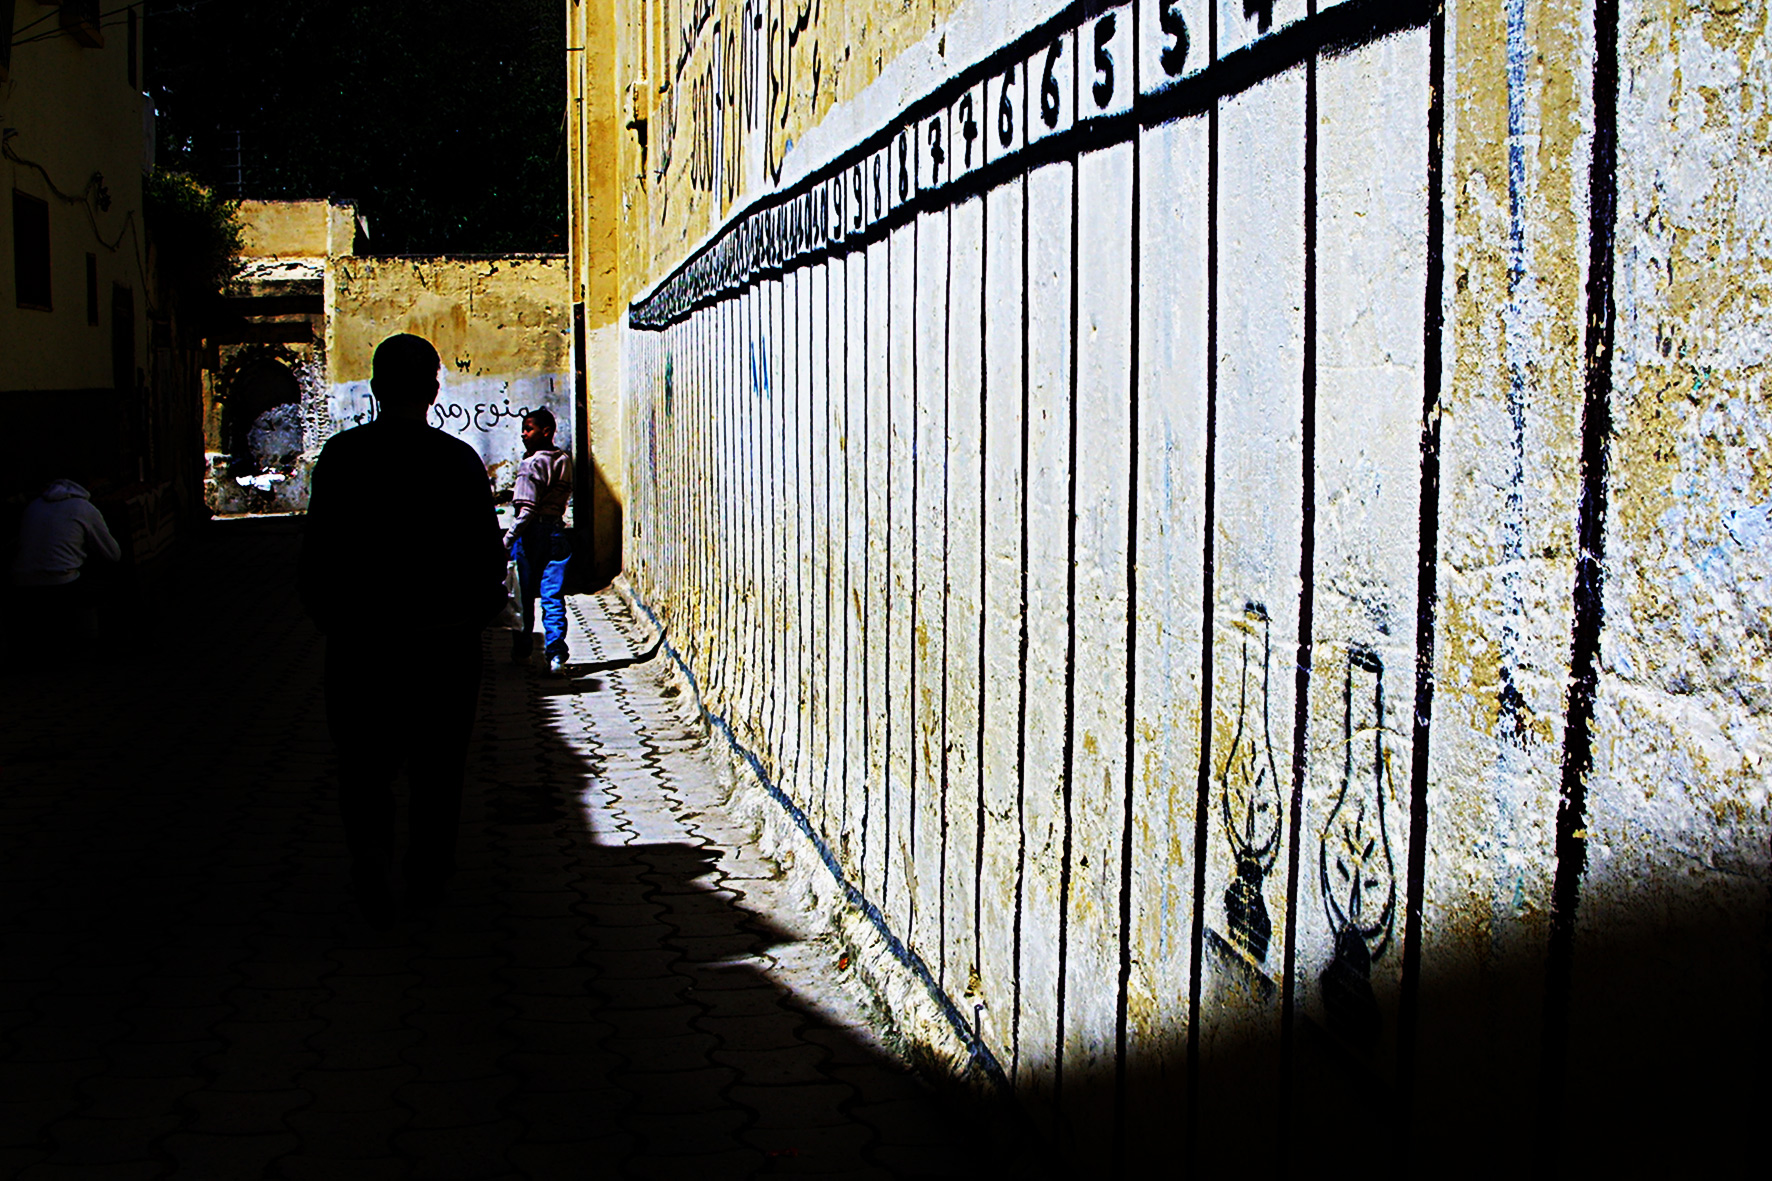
<box><xmin>616</xmin><ymin>0</ymin><xmax>1768</xmax><ymax>1168</ymax></box>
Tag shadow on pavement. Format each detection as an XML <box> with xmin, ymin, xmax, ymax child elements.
<box><xmin>0</xmin><ymin>516</ymin><xmax>1003</xmax><ymax>1179</ymax></box>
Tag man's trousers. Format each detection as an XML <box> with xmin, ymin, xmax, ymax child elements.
<box><xmin>324</xmin><ymin>625</ymin><xmax>481</xmax><ymax>888</ymax></box>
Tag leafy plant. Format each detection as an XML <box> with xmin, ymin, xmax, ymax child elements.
<box><xmin>143</xmin><ymin>169</ymin><xmax>243</xmax><ymax>317</ymax></box>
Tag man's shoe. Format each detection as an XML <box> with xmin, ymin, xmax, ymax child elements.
<box><xmin>548</xmin><ymin>654</ymin><xmax>568</xmax><ymax>676</ymax></box>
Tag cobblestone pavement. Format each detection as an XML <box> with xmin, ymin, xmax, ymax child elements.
<box><xmin>0</xmin><ymin>518</ymin><xmax>987</xmax><ymax>1179</ymax></box>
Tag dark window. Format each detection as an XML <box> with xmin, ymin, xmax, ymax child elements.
<box><xmin>112</xmin><ymin>284</ymin><xmax>135</xmax><ymax>392</ymax></box>
<box><xmin>127</xmin><ymin>6</ymin><xmax>138</xmax><ymax>88</ymax></box>
<box><xmin>1</xmin><ymin>0</ymin><xmax>16</xmax><ymax>82</ymax></box>
<box><xmin>86</xmin><ymin>254</ymin><xmax>99</xmax><ymax>325</ymax></box>
<box><xmin>13</xmin><ymin>190</ymin><xmax>51</xmax><ymax>310</ymax></box>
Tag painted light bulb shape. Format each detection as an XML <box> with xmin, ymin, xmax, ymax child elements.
<box><xmin>1219</xmin><ymin>603</ymin><xmax>1284</xmax><ymax>963</ymax></box>
<box><xmin>1318</xmin><ymin>644</ymin><xmax>1398</xmax><ymax>1050</ymax></box>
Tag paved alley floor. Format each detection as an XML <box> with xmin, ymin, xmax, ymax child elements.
<box><xmin>0</xmin><ymin>517</ymin><xmax>986</xmax><ymax>1179</ymax></box>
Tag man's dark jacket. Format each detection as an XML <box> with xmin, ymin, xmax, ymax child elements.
<box><xmin>299</xmin><ymin>419</ymin><xmax>507</xmax><ymax>635</ymax></box>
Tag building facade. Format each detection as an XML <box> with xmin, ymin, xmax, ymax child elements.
<box><xmin>569</xmin><ymin>0</ymin><xmax>1768</xmax><ymax>1168</ymax></box>
<box><xmin>2</xmin><ymin>0</ymin><xmax>155</xmax><ymax>497</ymax></box>
<box><xmin>204</xmin><ymin>198</ymin><xmax>573</xmax><ymax>519</ymax></box>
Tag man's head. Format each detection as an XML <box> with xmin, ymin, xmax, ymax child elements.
<box><xmin>521</xmin><ymin>408</ymin><xmax>556</xmax><ymax>453</ymax></box>
<box><xmin>371</xmin><ymin>334</ymin><xmax>442</xmax><ymax>412</ymax></box>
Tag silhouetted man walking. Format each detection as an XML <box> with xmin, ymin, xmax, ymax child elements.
<box><xmin>299</xmin><ymin>334</ymin><xmax>506</xmax><ymax>923</ymax></box>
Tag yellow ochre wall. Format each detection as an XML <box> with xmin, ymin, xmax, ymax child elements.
<box><xmin>235</xmin><ymin>198</ymin><xmax>359</xmax><ymax>260</ymax></box>
<box><xmin>0</xmin><ymin>1</ymin><xmax>150</xmax><ymax>397</ymax></box>
<box><xmin>327</xmin><ymin>255</ymin><xmax>573</xmax><ymax>494</ymax></box>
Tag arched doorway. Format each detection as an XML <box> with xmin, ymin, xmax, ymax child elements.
<box><xmin>223</xmin><ymin>358</ymin><xmax>302</xmax><ymax>476</ymax></box>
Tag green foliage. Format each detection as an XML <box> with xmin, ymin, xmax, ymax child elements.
<box><xmin>145</xmin><ymin>1</ymin><xmax>565</xmax><ymax>255</ymax></box>
<box><xmin>144</xmin><ymin>169</ymin><xmax>243</xmax><ymax>313</ymax></box>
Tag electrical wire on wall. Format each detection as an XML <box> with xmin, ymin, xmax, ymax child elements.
<box><xmin>3</xmin><ymin>132</ymin><xmax>156</xmax><ymax>311</ymax></box>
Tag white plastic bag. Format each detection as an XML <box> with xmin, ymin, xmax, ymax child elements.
<box><xmin>491</xmin><ymin>560</ymin><xmax>523</xmax><ymax>629</ymax></box>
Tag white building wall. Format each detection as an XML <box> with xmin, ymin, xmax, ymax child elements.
<box><xmin>613</xmin><ymin>0</ymin><xmax>1768</xmax><ymax>1167</ymax></box>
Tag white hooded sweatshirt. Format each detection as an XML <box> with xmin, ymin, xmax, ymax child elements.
<box><xmin>11</xmin><ymin>480</ymin><xmax>122</xmax><ymax>586</ymax></box>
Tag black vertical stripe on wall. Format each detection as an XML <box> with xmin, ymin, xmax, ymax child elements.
<box><xmin>790</xmin><ymin>268</ymin><xmax>802</xmax><ymax>801</ymax></box>
<box><xmin>801</xmin><ymin>266</ymin><xmax>813</xmax><ymax>806</ymax></box>
<box><xmin>1540</xmin><ymin>0</ymin><xmax>1618</xmax><ymax>1163</ymax></box>
<box><xmin>754</xmin><ymin>290</ymin><xmax>769</xmax><ymax>758</ymax></box>
<box><xmin>909</xmin><ymin>214</ymin><xmax>922</xmax><ymax>949</ymax></box>
<box><xmin>803</xmin><ymin>264</ymin><xmax>814</xmax><ymax>814</ymax></box>
<box><xmin>699</xmin><ymin>313</ymin><xmax>708</xmax><ymax>654</ymax></box>
<box><xmin>1012</xmin><ymin>163</ymin><xmax>1032</xmax><ymax>1086</ymax></box>
<box><xmin>825</xmin><ymin>260</ymin><xmax>837</xmax><ymax>839</ymax></box>
<box><xmin>884</xmin><ymin>225</ymin><xmax>895</xmax><ymax>908</ymax></box>
<box><xmin>732</xmin><ymin>297</ymin><xmax>741</xmax><ymax>736</ymax></box>
<box><xmin>975</xmin><ymin>193</ymin><xmax>990</xmax><ymax>982</ymax></box>
<box><xmin>940</xmin><ymin>198</ymin><xmax>954</xmax><ymax>989</ymax></box>
<box><xmin>1113</xmin><ymin>4</ymin><xmax>1145</xmax><ymax>1166</ymax></box>
<box><xmin>755</xmin><ymin>292</ymin><xmax>767</xmax><ymax>761</ymax></box>
<box><xmin>772</xmin><ymin>279</ymin><xmax>784</xmax><ymax>775</ymax></box>
<box><xmin>861</xmin><ymin>245</ymin><xmax>872</xmax><ymax>895</ymax></box>
<box><xmin>842</xmin><ymin>252</ymin><xmax>854</xmax><ymax>843</ymax></box>
<box><xmin>1278</xmin><ymin>30</ymin><xmax>1322</xmax><ymax>1158</ymax></box>
<box><xmin>1185</xmin><ymin>4</ymin><xmax>1222</xmax><ymax>1165</ymax></box>
<box><xmin>1400</xmin><ymin>10</ymin><xmax>1446</xmax><ymax>1156</ymax></box>
<box><xmin>720</xmin><ymin>298</ymin><xmax>731</xmax><ymax>708</ymax></box>
<box><xmin>1053</xmin><ymin>145</ymin><xmax>1082</xmax><ymax>1109</ymax></box>
<box><xmin>781</xmin><ymin>273</ymin><xmax>793</xmax><ymax>788</ymax></box>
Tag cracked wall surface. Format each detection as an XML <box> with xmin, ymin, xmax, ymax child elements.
<box><xmin>327</xmin><ymin>255</ymin><xmax>573</xmax><ymax>496</ymax></box>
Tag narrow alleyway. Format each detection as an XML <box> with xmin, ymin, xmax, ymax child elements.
<box><xmin>0</xmin><ymin>518</ymin><xmax>988</xmax><ymax>1179</ymax></box>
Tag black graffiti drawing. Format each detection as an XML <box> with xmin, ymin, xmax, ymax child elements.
<box><xmin>1317</xmin><ymin>644</ymin><xmax>1398</xmax><ymax>1051</ymax></box>
<box><xmin>428</xmin><ymin>398</ymin><xmax>534</xmax><ymax>435</ymax></box>
<box><xmin>1219</xmin><ymin>602</ymin><xmax>1284</xmax><ymax>964</ymax></box>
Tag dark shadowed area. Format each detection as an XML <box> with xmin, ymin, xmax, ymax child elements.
<box><xmin>0</xmin><ymin>519</ymin><xmax>1016</xmax><ymax>1178</ymax></box>
<box><xmin>146</xmin><ymin>0</ymin><xmax>565</xmax><ymax>254</ymax></box>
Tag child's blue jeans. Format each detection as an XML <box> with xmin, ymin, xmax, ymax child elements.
<box><xmin>511</xmin><ymin>523</ymin><xmax>571</xmax><ymax>659</ymax></box>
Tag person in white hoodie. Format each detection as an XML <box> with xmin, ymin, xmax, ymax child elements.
<box><xmin>10</xmin><ymin>477</ymin><xmax>122</xmax><ymax>647</ymax></box>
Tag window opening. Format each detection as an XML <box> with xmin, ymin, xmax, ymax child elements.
<box><xmin>13</xmin><ymin>191</ymin><xmax>51</xmax><ymax>310</ymax></box>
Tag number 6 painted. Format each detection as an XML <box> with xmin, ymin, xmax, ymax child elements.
<box><xmin>998</xmin><ymin>66</ymin><xmax>1016</xmax><ymax>148</ymax></box>
<box><xmin>1040</xmin><ymin>41</ymin><xmax>1061</xmax><ymax>129</ymax></box>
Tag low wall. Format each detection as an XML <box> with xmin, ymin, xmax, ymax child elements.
<box><xmin>327</xmin><ymin>255</ymin><xmax>572</xmax><ymax>495</ymax></box>
<box><xmin>613</xmin><ymin>0</ymin><xmax>1769</xmax><ymax>1170</ymax></box>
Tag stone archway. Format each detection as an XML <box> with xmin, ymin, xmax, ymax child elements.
<box><xmin>222</xmin><ymin>357</ymin><xmax>302</xmax><ymax>476</ymax></box>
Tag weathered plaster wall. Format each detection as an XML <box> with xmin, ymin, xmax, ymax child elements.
<box><xmin>236</xmin><ymin>199</ymin><xmax>328</xmax><ymax>258</ymax></box>
<box><xmin>1567</xmin><ymin>0</ymin><xmax>1772</xmax><ymax>1153</ymax></box>
<box><xmin>327</xmin><ymin>255</ymin><xmax>573</xmax><ymax>494</ymax></box>
<box><xmin>0</xmin><ymin>4</ymin><xmax>150</xmax><ymax>457</ymax></box>
<box><xmin>603</xmin><ymin>0</ymin><xmax>1767</xmax><ymax>1167</ymax></box>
